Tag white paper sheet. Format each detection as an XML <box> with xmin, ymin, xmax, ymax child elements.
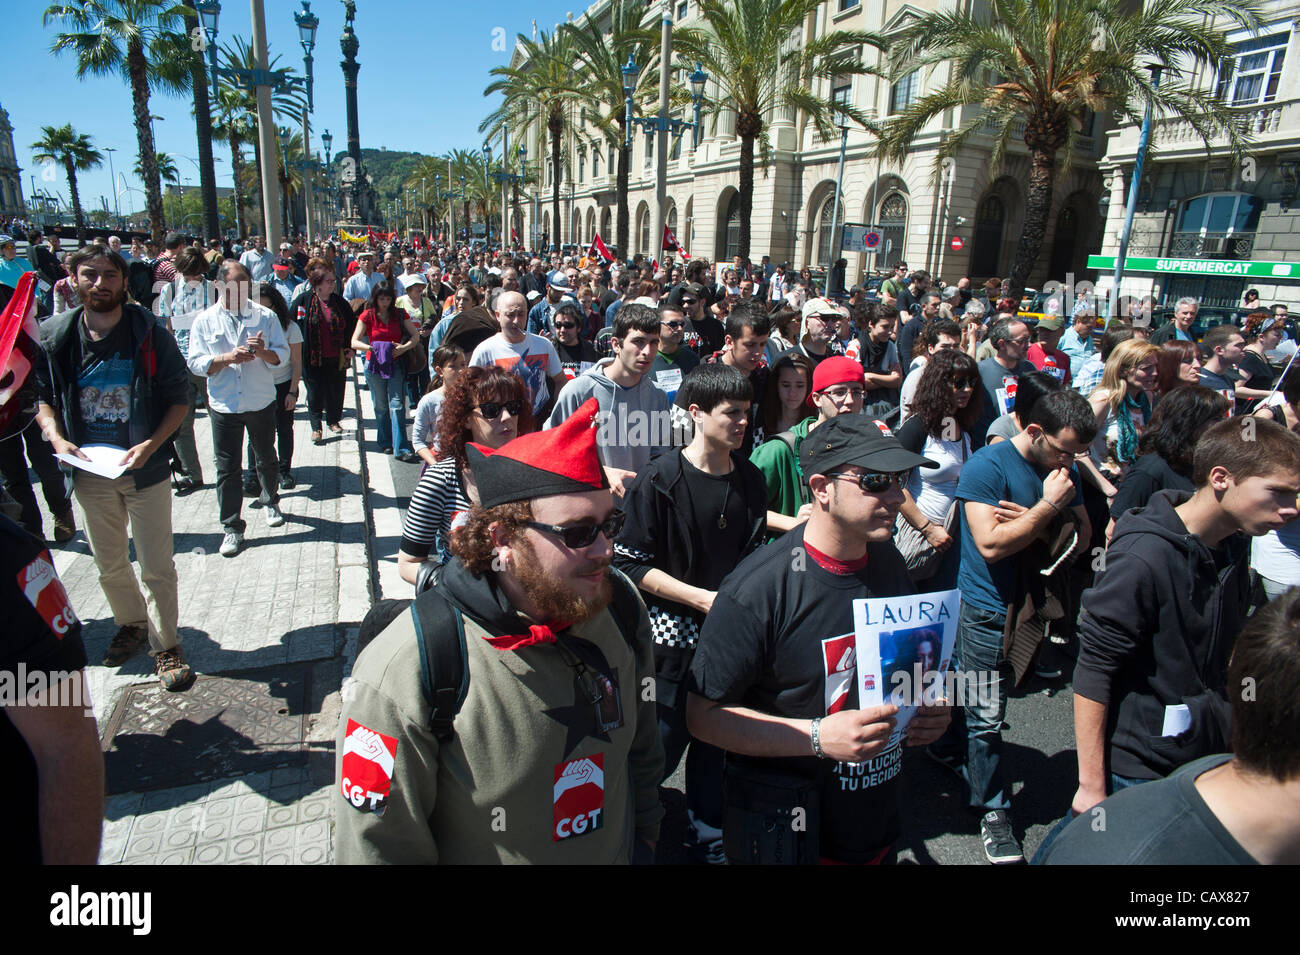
<box><xmin>1161</xmin><ymin>703</ymin><xmax>1192</xmax><ymax>738</ymax></box>
<box><xmin>55</xmin><ymin>443</ymin><xmax>130</xmax><ymax>480</ymax></box>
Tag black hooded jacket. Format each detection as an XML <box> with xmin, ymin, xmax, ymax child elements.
<box><xmin>1074</xmin><ymin>489</ymin><xmax>1250</xmax><ymax>780</ymax></box>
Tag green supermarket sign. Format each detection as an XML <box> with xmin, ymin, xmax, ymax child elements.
<box><xmin>1087</xmin><ymin>255</ymin><xmax>1299</xmax><ymax>279</ymax></box>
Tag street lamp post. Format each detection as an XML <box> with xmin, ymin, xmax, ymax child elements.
<box><xmin>321</xmin><ymin>128</ymin><xmax>333</xmax><ymax>228</ymax></box>
<box><xmin>490</xmin><ymin>144</ymin><xmax>527</xmax><ymax>249</ymax></box>
<box><xmin>622</xmin><ymin>22</ymin><xmax>707</xmax><ymax>264</ymax></box>
<box><xmin>196</xmin><ymin>0</ymin><xmax>317</xmax><ymax>250</ymax></box>
<box><xmin>1110</xmin><ymin>65</ymin><xmax>1163</xmax><ymax>319</ymax></box>
<box><xmin>828</xmin><ymin>118</ymin><xmax>848</xmax><ymax>290</ymax></box>
<box><xmin>104</xmin><ymin>147</ymin><xmax>120</xmax><ymax>228</ymax></box>
<box><xmin>481</xmin><ymin>142</ymin><xmax>492</xmax><ymax>247</ymax></box>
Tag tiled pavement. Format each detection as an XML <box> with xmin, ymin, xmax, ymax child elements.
<box><xmin>33</xmin><ymin>362</ymin><xmax>377</xmax><ymax>865</ymax></box>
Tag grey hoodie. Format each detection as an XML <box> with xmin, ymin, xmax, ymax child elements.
<box><xmin>545</xmin><ymin>357</ymin><xmax>676</xmax><ymax>474</ymax></box>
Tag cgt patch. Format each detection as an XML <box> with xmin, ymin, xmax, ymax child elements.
<box><xmin>553</xmin><ymin>754</ymin><xmax>605</xmax><ymax>842</ymax></box>
<box><xmin>821</xmin><ymin>634</ymin><xmax>856</xmax><ymax>714</ymax></box>
<box><xmin>340</xmin><ymin>719</ymin><xmax>398</xmax><ymax>815</ymax></box>
<box><xmin>18</xmin><ymin>550</ymin><xmax>77</xmax><ymax>639</ymax></box>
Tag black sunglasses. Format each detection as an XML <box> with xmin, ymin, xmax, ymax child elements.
<box><xmin>661</xmin><ymin>320</ymin><xmax>685</xmax><ymax>330</ymax></box>
<box><xmin>951</xmin><ymin>377</ymin><xmax>974</xmax><ymax>389</ymax></box>
<box><xmin>477</xmin><ymin>399</ymin><xmax>524</xmax><ymax>419</ymax></box>
<box><xmin>554</xmin><ymin>322</ymin><xmax>579</xmax><ymax>330</ymax></box>
<box><xmin>523</xmin><ymin>510</ymin><xmax>625</xmax><ymax>549</ymax></box>
<box><xmin>825</xmin><ymin>470</ymin><xmax>910</xmax><ymax>492</ymax></box>
<box><xmin>681</xmin><ymin>298</ymin><xmax>698</xmax><ymax>305</ymax></box>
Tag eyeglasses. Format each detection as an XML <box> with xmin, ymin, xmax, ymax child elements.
<box><xmin>681</xmin><ymin>298</ymin><xmax>698</xmax><ymax>306</ymax></box>
<box><xmin>476</xmin><ymin>399</ymin><xmax>524</xmax><ymax>419</ymax></box>
<box><xmin>523</xmin><ymin>510</ymin><xmax>625</xmax><ymax>549</ymax></box>
<box><xmin>1036</xmin><ymin>432</ymin><xmax>1078</xmax><ymax>460</ymax></box>
<box><xmin>820</xmin><ymin>387</ymin><xmax>866</xmax><ymax>401</ymax></box>
<box><xmin>951</xmin><ymin>377</ymin><xmax>974</xmax><ymax>389</ymax></box>
<box><xmin>661</xmin><ymin>321</ymin><xmax>685</xmax><ymax>330</ymax></box>
<box><xmin>825</xmin><ymin>470</ymin><xmax>910</xmax><ymax>492</ymax></box>
<box><xmin>1008</xmin><ymin>336</ymin><xmax>1031</xmax><ymax>346</ymax></box>
<box><xmin>554</xmin><ymin>322</ymin><xmax>579</xmax><ymax>330</ymax></box>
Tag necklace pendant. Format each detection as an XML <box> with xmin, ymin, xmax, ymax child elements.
<box><xmin>717</xmin><ymin>514</ymin><xmax>727</xmax><ymax>529</ymax></box>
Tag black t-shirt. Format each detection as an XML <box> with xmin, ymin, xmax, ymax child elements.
<box><xmin>689</xmin><ymin>525</ymin><xmax>915</xmax><ymax>861</ymax></box>
<box><xmin>75</xmin><ymin>316</ymin><xmax>134</xmax><ymax>448</ymax></box>
<box><xmin>1236</xmin><ymin>350</ymin><xmax>1275</xmax><ymax>414</ymax></box>
<box><xmin>554</xmin><ymin>338</ymin><xmax>600</xmax><ymax>381</ymax></box>
<box><xmin>684</xmin><ymin>316</ymin><xmax>725</xmax><ymax>356</ymax></box>
<box><xmin>0</xmin><ymin>515</ymin><xmax>88</xmax><ymax>864</ymax></box>
<box><xmin>680</xmin><ymin>457</ymin><xmax>751</xmax><ymax>593</ymax></box>
<box><xmin>1109</xmin><ymin>452</ymin><xmax>1194</xmax><ymax>523</ymax></box>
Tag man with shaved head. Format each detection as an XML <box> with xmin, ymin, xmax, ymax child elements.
<box><xmin>469</xmin><ymin>290</ymin><xmax>566</xmax><ymax>420</ymax></box>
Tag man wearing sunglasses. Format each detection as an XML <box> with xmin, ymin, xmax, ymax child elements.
<box><xmin>686</xmin><ymin>415</ymin><xmax>950</xmax><ymax>864</ymax></box>
<box><xmin>337</xmin><ymin>398</ymin><xmax>664</xmax><ymax>864</ymax></box>
<box><xmin>926</xmin><ymin>389</ymin><xmax>1096</xmax><ymax>864</ymax></box>
<box><xmin>649</xmin><ymin>303</ymin><xmax>700</xmax><ymax>402</ymax></box>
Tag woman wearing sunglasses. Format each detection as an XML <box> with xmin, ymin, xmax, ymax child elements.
<box><xmin>893</xmin><ymin>349</ymin><xmax>983</xmax><ymax>587</ymax></box>
<box><xmin>397</xmin><ymin>367</ymin><xmax>535</xmax><ymax>584</ymax></box>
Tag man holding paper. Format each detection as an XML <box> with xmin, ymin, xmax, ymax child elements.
<box><xmin>686</xmin><ymin>415</ymin><xmax>950</xmax><ymax>864</ymax></box>
<box><xmin>187</xmin><ymin>260</ymin><xmax>290</xmax><ymax>558</ymax></box>
<box><xmin>34</xmin><ymin>245</ymin><xmax>194</xmax><ymax>692</ymax></box>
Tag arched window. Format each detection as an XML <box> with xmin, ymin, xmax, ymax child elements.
<box><xmin>667</xmin><ymin>205</ymin><xmax>677</xmax><ymax>236</ymax></box>
<box><xmin>724</xmin><ymin>192</ymin><xmax>741</xmax><ymax>262</ymax></box>
<box><xmin>816</xmin><ymin>193</ymin><xmax>843</xmax><ymax>266</ymax></box>
<box><xmin>878</xmin><ymin>193</ymin><xmax>908</xmax><ymax>270</ymax></box>
<box><xmin>601</xmin><ymin>207</ymin><xmax>611</xmax><ymax>239</ymax></box>
<box><xmin>639</xmin><ymin>206</ymin><xmax>650</xmax><ymax>255</ymax></box>
<box><xmin>971</xmin><ymin>194</ymin><xmax>1005</xmax><ymax>278</ymax></box>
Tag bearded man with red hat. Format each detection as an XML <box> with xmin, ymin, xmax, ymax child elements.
<box><xmin>335</xmin><ymin>397</ymin><xmax>664</xmax><ymax>864</ymax></box>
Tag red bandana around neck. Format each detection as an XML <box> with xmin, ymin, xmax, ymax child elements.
<box><xmin>483</xmin><ymin>622</ymin><xmax>572</xmax><ymax>652</ymax></box>
<box><xmin>803</xmin><ymin>540</ymin><xmax>869</xmax><ymax>575</ymax></box>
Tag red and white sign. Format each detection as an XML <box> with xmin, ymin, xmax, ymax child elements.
<box><xmin>18</xmin><ymin>551</ymin><xmax>77</xmax><ymax>638</ymax></box>
<box><xmin>340</xmin><ymin>719</ymin><xmax>399</xmax><ymax>815</ymax></box>
<box><xmin>553</xmin><ymin>755</ymin><xmax>605</xmax><ymax>841</ymax></box>
<box><xmin>950</xmin><ymin>236</ymin><xmax>965</xmax><ymax>251</ymax></box>
<box><xmin>873</xmin><ymin>420</ymin><xmax>894</xmax><ymax>437</ymax></box>
<box><xmin>821</xmin><ymin>634</ymin><xmax>856</xmax><ymax>714</ymax></box>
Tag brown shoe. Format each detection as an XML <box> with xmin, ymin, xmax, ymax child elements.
<box><xmin>154</xmin><ymin>647</ymin><xmax>196</xmax><ymax>692</ymax></box>
<box><xmin>52</xmin><ymin>509</ymin><xmax>76</xmax><ymax>544</ymax></box>
<box><xmin>103</xmin><ymin>624</ymin><xmax>149</xmax><ymax>666</ymax></box>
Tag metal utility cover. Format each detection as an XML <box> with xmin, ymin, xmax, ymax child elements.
<box><xmin>102</xmin><ymin>664</ymin><xmax>312</xmax><ymax>795</ymax></box>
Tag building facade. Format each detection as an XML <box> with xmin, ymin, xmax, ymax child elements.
<box><xmin>0</xmin><ymin>102</ymin><xmax>25</xmax><ymax>219</ymax></box>
<box><xmin>1092</xmin><ymin>2</ymin><xmax>1300</xmax><ymax>313</ymax></box>
<box><xmin>512</xmin><ymin>0</ymin><xmax>1108</xmax><ymax>291</ymax></box>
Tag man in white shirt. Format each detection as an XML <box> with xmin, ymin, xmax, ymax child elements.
<box><xmin>469</xmin><ymin>290</ymin><xmax>565</xmax><ymax>420</ymax></box>
<box><xmin>187</xmin><ymin>260</ymin><xmax>290</xmax><ymax>557</ymax></box>
<box><xmin>343</xmin><ymin>250</ymin><xmax>385</xmax><ymax>309</ymax></box>
<box><xmin>238</xmin><ymin>235</ymin><xmax>275</xmax><ymax>283</ymax></box>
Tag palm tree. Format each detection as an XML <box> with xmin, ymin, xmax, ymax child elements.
<box><xmin>482</xmin><ymin>27</ymin><xmax>580</xmax><ymax>253</ymax></box>
<box><xmin>31</xmin><ymin>124</ymin><xmax>103</xmax><ymax>244</ymax></box>
<box><xmin>871</xmin><ymin>0</ymin><xmax>1264</xmax><ymax>299</ymax></box>
<box><xmin>676</xmin><ymin>0</ymin><xmax>881</xmax><ymax>260</ymax></box>
<box><xmin>211</xmin><ymin>87</ymin><xmax>255</xmax><ymax>238</ymax></box>
<box><xmin>562</xmin><ymin>0</ymin><xmax>659</xmax><ymax>255</ymax></box>
<box><xmin>135</xmin><ymin>151</ymin><xmax>180</xmax><ymax>227</ymax></box>
<box><xmin>45</xmin><ymin>1</ymin><xmax>192</xmax><ymax>244</ymax></box>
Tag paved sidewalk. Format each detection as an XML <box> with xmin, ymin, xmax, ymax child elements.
<box><xmin>34</xmin><ymin>364</ymin><xmax>373</xmax><ymax>865</ymax></box>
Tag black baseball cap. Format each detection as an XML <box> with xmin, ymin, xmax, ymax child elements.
<box><xmin>799</xmin><ymin>415</ymin><xmax>937</xmax><ymax>477</ymax></box>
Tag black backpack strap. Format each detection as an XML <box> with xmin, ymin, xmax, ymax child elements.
<box><xmin>605</xmin><ymin>567</ymin><xmax>643</xmax><ymax>649</ymax></box>
<box><xmin>410</xmin><ymin>587</ymin><xmax>468</xmax><ymax>741</ymax></box>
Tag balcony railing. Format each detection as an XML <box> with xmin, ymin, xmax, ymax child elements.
<box><xmin>1168</xmin><ymin>231</ymin><xmax>1254</xmax><ymax>259</ymax></box>
<box><xmin>1152</xmin><ymin>104</ymin><xmax>1284</xmax><ymax>147</ymax></box>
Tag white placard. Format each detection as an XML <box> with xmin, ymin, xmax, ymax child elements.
<box><xmin>55</xmin><ymin>443</ymin><xmax>130</xmax><ymax>480</ymax></box>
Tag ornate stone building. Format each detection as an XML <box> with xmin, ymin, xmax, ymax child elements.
<box><xmin>0</xmin><ymin>102</ymin><xmax>25</xmax><ymax>219</ymax></box>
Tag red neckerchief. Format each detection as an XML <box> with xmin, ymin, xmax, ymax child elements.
<box><xmin>803</xmin><ymin>540</ymin><xmax>868</xmax><ymax>575</ymax></box>
<box><xmin>483</xmin><ymin>622</ymin><xmax>571</xmax><ymax>652</ymax></box>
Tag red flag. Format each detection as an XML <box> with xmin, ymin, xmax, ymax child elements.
<box><xmin>511</xmin><ymin>228</ymin><xmax>519</xmax><ymax>243</ymax></box>
<box><xmin>662</xmin><ymin>225</ymin><xmax>690</xmax><ymax>261</ymax></box>
<box><xmin>587</xmin><ymin>233</ymin><xmax>614</xmax><ymax>265</ymax></box>
<box><xmin>0</xmin><ymin>271</ymin><xmax>40</xmax><ymax>439</ymax></box>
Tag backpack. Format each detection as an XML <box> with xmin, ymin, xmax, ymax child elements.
<box><xmin>773</xmin><ymin>430</ymin><xmax>810</xmax><ymax>506</ymax></box>
<box><xmin>357</xmin><ymin>565</ymin><xmax>644</xmax><ymax>740</ymax></box>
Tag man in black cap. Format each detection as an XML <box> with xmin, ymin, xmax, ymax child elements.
<box><xmin>336</xmin><ymin>397</ymin><xmax>664</xmax><ymax>863</ymax></box>
<box><xmin>686</xmin><ymin>415</ymin><xmax>951</xmax><ymax>864</ymax></box>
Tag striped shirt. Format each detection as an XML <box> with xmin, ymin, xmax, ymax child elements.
<box><xmin>399</xmin><ymin>457</ymin><xmax>472</xmax><ymax>564</ymax></box>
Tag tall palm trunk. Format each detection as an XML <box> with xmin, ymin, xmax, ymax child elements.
<box><xmin>737</xmin><ymin>131</ymin><xmax>755</xmax><ymax>262</ymax></box>
<box><xmin>616</xmin><ymin>119</ymin><xmax>630</xmax><ymax>255</ymax></box>
<box><xmin>549</xmin><ymin>109</ymin><xmax>563</xmax><ymax>252</ymax></box>
<box><xmin>1006</xmin><ymin>148</ymin><xmax>1056</xmax><ymax>301</ymax></box>
<box><xmin>127</xmin><ymin>39</ymin><xmax>164</xmax><ymax>243</ymax></box>
<box><xmin>229</xmin><ymin>135</ymin><xmax>247</xmax><ymax>238</ymax></box>
<box><xmin>64</xmin><ymin>158</ymin><xmax>86</xmax><ymax>244</ymax></box>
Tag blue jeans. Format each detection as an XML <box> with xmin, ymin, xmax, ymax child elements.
<box><xmin>365</xmin><ymin>367</ymin><xmax>411</xmax><ymax>454</ymax></box>
<box><xmin>932</xmin><ymin>601</ymin><xmax>1012</xmax><ymax>811</ymax></box>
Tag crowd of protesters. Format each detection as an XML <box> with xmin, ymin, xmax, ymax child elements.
<box><xmin>4</xmin><ymin>227</ymin><xmax>1300</xmax><ymax>867</ymax></box>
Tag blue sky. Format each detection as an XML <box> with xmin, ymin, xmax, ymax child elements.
<box><xmin>6</xmin><ymin>0</ymin><xmax>579</xmax><ymax>216</ymax></box>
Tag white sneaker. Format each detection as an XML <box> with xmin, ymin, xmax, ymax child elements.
<box><xmin>219</xmin><ymin>531</ymin><xmax>243</xmax><ymax>557</ymax></box>
<box><xmin>264</xmin><ymin>505</ymin><xmax>285</xmax><ymax>528</ymax></box>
